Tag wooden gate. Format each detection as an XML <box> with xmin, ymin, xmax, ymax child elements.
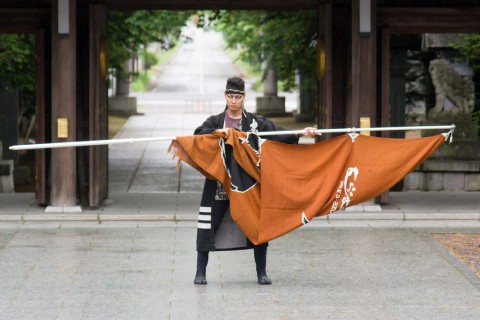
<box><xmin>87</xmin><ymin>5</ymin><xmax>108</xmax><ymax>207</ymax></box>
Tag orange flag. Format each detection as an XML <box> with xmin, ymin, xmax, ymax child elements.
<box><xmin>169</xmin><ymin>130</ymin><xmax>448</xmax><ymax>244</ymax></box>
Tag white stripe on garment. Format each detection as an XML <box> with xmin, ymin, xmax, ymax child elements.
<box><xmin>198</xmin><ymin>214</ymin><xmax>211</xmax><ymax>221</ymax></box>
<box><xmin>199</xmin><ymin>206</ymin><xmax>211</xmax><ymax>213</ymax></box>
<box><xmin>197</xmin><ymin>222</ymin><xmax>211</xmax><ymax>229</ymax></box>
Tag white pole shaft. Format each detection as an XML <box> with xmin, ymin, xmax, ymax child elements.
<box><xmin>9</xmin><ymin>136</ymin><xmax>176</xmax><ymax>150</ymax></box>
<box><xmin>9</xmin><ymin>124</ymin><xmax>455</xmax><ymax>151</ymax></box>
<box><xmin>258</xmin><ymin>124</ymin><xmax>456</xmax><ymax>136</ymax></box>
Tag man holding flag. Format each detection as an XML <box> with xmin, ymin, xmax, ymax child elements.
<box><xmin>190</xmin><ymin>76</ymin><xmax>318</xmax><ymax>285</ymax></box>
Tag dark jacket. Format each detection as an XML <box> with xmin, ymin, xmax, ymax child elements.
<box><xmin>194</xmin><ymin>109</ymin><xmax>297</xmax><ymax>252</ymax></box>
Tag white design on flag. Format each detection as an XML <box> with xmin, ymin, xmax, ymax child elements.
<box><xmin>330</xmin><ymin>166</ymin><xmax>359</xmax><ymax>212</ymax></box>
<box><xmin>250</xmin><ymin>118</ymin><xmax>258</xmax><ymax>133</ymax></box>
<box><xmin>239</xmin><ymin>132</ymin><xmax>264</xmax><ymax>170</ymax></box>
<box><xmin>219</xmin><ymin>138</ymin><xmax>231</xmax><ymax>178</ymax></box>
<box><xmin>219</xmin><ymin>135</ymin><xmax>258</xmax><ymax>194</ymax></box>
<box><xmin>197</xmin><ymin>223</ymin><xmax>211</xmax><ymax>229</ymax></box>
<box><xmin>340</xmin><ymin>167</ymin><xmax>359</xmax><ymax>210</ymax></box>
<box><xmin>301</xmin><ymin>212</ymin><xmax>310</xmax><ymax>225</ymax></box>
<box><xmin>199</xmin><ymin>206</ymin><xmax>211</xmax><ymax>213</ymax></box>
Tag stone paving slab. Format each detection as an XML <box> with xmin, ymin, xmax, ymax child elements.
<box><xmin>0</xmin><ymin>223</ymin><xmax>479</xmax><ymax>320</ymax></box>
<box><xmin>0</xmin><ymin>192</ymin><xmax>479</xmax><ymax>226</ymax></box>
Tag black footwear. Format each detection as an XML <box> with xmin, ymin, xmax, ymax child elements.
<box><xmin>194</xmin><ymin>270</ymin><xmax>207</xmax><ymax>285</ymax></box>
<box><xmin>257</xmin><ymin>273</ymin><xmax>272</xmax><ymax>285</ymax></box>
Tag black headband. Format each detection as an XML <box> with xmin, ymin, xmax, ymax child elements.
<box><xmin>224</xmin><ymin>89</ymin><xmax>245</xmax><ymax>95</ymax></box>
<box><xmin>225</xmin><ymin>76</ymin><xmax>245</xmax><ymax>95</ymax></box>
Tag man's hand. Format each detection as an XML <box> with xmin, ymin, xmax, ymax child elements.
<box><xmin>215</xmin><ymin>128</ymin><xmax>230</xmax><ymax>138</ymax></box>
<box><xmin>303</xmin><ymin>127</ymin><xmax>321</xmax><ymax>137</ymax></box>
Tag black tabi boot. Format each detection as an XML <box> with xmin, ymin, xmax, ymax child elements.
<box><xmin>254</xmin><ymin>244</ymin><xmax>272</xmax><ymax>285</ymax></box>
<box><xmin>194</xmin><ymin>251</ymin><xmax>208</xmax><ymax>285</ymax></box>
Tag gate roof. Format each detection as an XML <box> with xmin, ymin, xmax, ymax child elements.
<box><xmin>1</xmin><ymin>1</ymin><xmax>480</xmax><ymax>11</ymax></box>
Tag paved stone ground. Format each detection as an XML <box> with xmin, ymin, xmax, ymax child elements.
<box><xmin>2</xmin><ymin>29</ymin><xmax>479</xmax><ymax>320</ymax></box>
<box><xmin>0</xmin><ymin>221</ymin><xmax>479</xmax><ymax>320</ymax></box>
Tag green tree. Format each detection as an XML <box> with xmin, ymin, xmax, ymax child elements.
<box><xmin>108</xmin><ymin>10</ymin><xmax>191</xmax><ymax>80</ymax></box>
<box><xmin>0</xmin><ymin>11</ymin><xmax>191</xmax><ymax>90</ymax></box>
<box><xmin>0</xmin><ymin>34</ymin><xmax>35</xmax><ymax>91</ymax></box>
<box><xmin>451</xmin><ymin>34</ymin><xmax>480</xmax><ymax>136</ymax></box>
<box><xmin>451</xmin><ymin>34</ymin><xmax>480</xmax><ymax>72</ymax></box>
<box><xmin>211</xmin><ymin>10</ymin><xmax>318</xmax><ymax>91</ymax></box>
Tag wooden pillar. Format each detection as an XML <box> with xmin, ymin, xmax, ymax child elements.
<box><xmin>319</xmin><ymin>4</ymin><xmax>350</xmax><ymax>133</ymax></box>
<box><xmin>350</xmin><ymin>0</ymin><xmax>382</xmax><ymax>209</ymax></box>
<box><xmin>50</xmin><ymin>0</ymin><xmax>77</xmax><ymax>207</ymax></box>
<box><xmin>88</xmin><ymin>4</ymin><xmax>108</xmax><ymax>207</ymax></box>
<box><xmin>318</xmin><ymin>3</ymin><xmax>333</xmax><ymax>134</ymax></box>
<box><xmin>380</xmin><ymin>27</ymin><xmax>390</xmax><ymax>204</ymax></box>
<box><xmin>349</xmin><ymin>0</ymin><xmax>377</xmax><ymax>127</ymax></box>
<box><xmin>35</xmin><ymin>29</ymin><xmax>47</xmax><ymax>204</ymax></box>
<box><xmin>380</xmin><ymin>28</ymin><xmax>390</xmax><ymax>131</ymax></box>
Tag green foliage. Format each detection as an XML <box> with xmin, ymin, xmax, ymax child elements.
<box><xmin>224</xmin><ymin>47</ymin><xmax>262</xmax><ymax>75</ymax></box>
<box><xmin>131</xmin><ymin>43</ymin><xmax>182</xmax><ymax>92</ymax></box>
<box><xmin>472</xmin><ymin>108</ymin><xmax>480</xmax><ymax>139</ymax></box>
<box><xmin>131</xmin><ymin>70</ymin><xmax>153</xmax><ymax>92</ymax></box>
<box><xmin>451</xmin><ymin>34</ymin><xmax>480</xmax><ymax>72</ymax></box>
<box><xmin>473</xmin><ymin>109</ymin><xmax>480</xmax><ymax>123</ymax></box>
<box><xmin>144</xmin><ymin>50</ymin><xmax>159</xmax><ymax>70</ymax></box>
<box><xmin>451</xmin><ymin>34</ymin><xmax>480</xmax><ymax>134</ymax></box>
<box><xmin>108</xmin><ymin>10</ymin><xmax>191</xmax><ymax>80</ymax></box>
<box><xmin>0</xmin><ymin>34</ymin><xmax>35</xmax><ymax>92</ymax></box>
<box><xmin>211</xmin><ymin>10</ymin><xmax>318</xmax><ymax>91</ymax></box>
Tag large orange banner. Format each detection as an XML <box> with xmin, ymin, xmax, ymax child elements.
<box><xmin>170</xmin><ymin>130</ymin><xmax>448</xmax><ymax>244</ymax></box>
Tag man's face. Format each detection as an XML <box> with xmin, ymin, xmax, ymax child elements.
<box><xmin>225</xmin><ymin>94</ymin><xmax>245</xmax><ymax>112</ymax></box>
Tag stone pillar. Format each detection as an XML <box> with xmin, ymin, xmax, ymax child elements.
<box><xmin>49</xmin><ymin>0</ymin><xmax>81</xmax><ymax>211</ymax></box>
<box><xmin>256</xmin><ymin>68</ymin><xmax>286</xmax><ymax>116</ymax></box>
<box><xmin>0</xmin><ymin>141</ymin><xmax>14</xmax><ymax>193</ymax></box>
<box><xmin>0</xmin><ymin>161</ymin><xmax>15</xmax><ymax>193</ymax></box>
<box><xmin>263</xmin><ymin>68</ymin><xmax>278</xmax><ymax>96</ymax></box>
<box><xmin>295</xmin><ymin>71</ymin><xmax>317</xmax><ymax>122</ymax></box>
<box><xmin>116</xmin><ymin>60</ymin><xmax>131</xmax><ymax>96</ymax></box>
<box><xmin>109</xmin><ymin>59</ymin><xmax>138</xmax><ymax>115</ymax></box>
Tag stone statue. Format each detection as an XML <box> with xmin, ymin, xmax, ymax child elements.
<box><xmin>428</xmin><ymin>59</ymin><xmax>474</xmax><ymax>116</ymax></box>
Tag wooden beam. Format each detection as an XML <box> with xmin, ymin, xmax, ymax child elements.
<box><xmin>0</xmin><ymin>9</ymin><xmax>50</xmax><ymax>31</ymax></box>
<box><xmin>104</xmin><ymin>0</ymin><xmax>321</xmax><ymax>10</ymax></box>
<box><xmin>378</xmin><ymin>8</ymin><xmax>480</xmax><ymax>32</ymax></box>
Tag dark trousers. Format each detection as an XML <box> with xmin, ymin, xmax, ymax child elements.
<box><xmin>197</xmin><ymin>243</ymin><xmax>268</xmax><ymax>275</ymax></box>
<box><xmin>197</xmin><ymin>201</ymin><xmax>268</xmax><ymax>275</ymax></box>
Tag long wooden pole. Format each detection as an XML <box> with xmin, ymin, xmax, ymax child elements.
<box><xmin>9</xmin><ymin>124</ymin><xmax>455</xmax><ymax>151</ymax></box>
